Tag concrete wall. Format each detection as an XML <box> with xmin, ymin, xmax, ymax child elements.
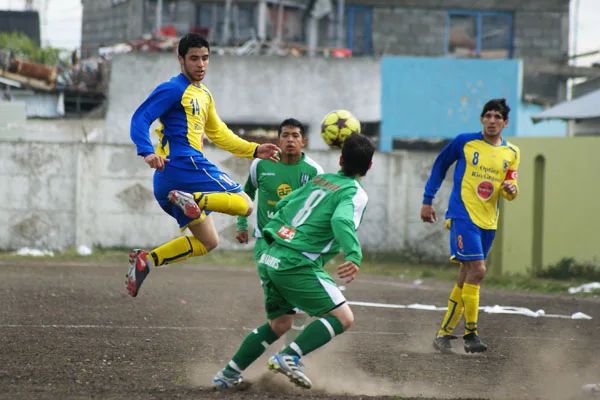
<box><xmin>490</xmin><ymin>136</ymin><xmax>600</xmax><ymax>276</ymax></box>
<box><xmin>0</xmin><ymin>122</ymin><xmax>450</xmax><ymax>262</ymax></box>
<box><xmin>105</xmin><ymin>53</ymin><xmax>381</xmax><ymax>150</ymax></box>
<box><xmin>380</xmin><ymin>57</ymin><xmax>522</xmax><ymax>149</ymax></box>
<box><xmin>6</xmin><ymin>120</ymin><xmax>597</xmax><ymax>276</ymax></box>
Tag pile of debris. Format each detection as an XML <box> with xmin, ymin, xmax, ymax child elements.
<box><xmin>97</xmin><ymin>32</ymin><xmax>352</xmax><ymax>58</ymax></box>
<box><xmin>0</xmin><ymin>51</ymin><xmax>109</xmax><ymax>118</ymax></box>
<box><xmin>0</xmin><ymin>51</ymin><xmax>110</xmax><ymax>93</ymax></box>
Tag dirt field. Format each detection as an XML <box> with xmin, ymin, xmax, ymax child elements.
<box><xmin>1</xmin><ymin>260</ymin><xmax>599</xmax><ymax>400</ymax></box>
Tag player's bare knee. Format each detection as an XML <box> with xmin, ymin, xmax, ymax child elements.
<box><xmin>466</xmin><ymin>261</ymin><xmax>486</xmax><ymax>283</ymax></box>
<box><xmin>332</xmin><ymin>305</ymin><xmax>354</xmax><ymax>331</ymax></box>
<box><xmin>269</xmin><ymin>316</ymin><xmax>293</xmax><ymax>337</ymax></box>
<box><xmin>338</xmin><ymin>314</ymin><xmax>354</xmax><ymax>331</ymax></box>
<box><xmin>196</xmin><ymin>235</ymin><xmax>218</xmax><ymax>252</ymax></box>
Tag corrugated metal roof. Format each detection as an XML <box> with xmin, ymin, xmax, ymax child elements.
<box><xmin>9</xmin><ymin>91</ymin><xmax>65</xmax><ymax>118</ymax></box>
<box><xmin>531</xmin><ymin>89</ymin><xmax>600</xmax><ymax>123</ymax></box>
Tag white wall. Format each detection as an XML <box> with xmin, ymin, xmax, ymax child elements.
<box><xmin>0</xmin><ymin>126</ymin><xmax>451</xmax><ymax>262</ymax></box>
<box><xmin>105</xmin><ymin>53</ymin><xmax>381</xmax><ymax>150</ymax></box>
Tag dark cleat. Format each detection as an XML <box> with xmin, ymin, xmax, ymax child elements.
<box><xmin>433</xmin><ymin>334</ymin><xmax>458</xmax><ymax>354</ymax></box>
<box><xmin>463</xmin><ymin>333</ymin><xmax>488</xmax><ymax>353</ymax></box>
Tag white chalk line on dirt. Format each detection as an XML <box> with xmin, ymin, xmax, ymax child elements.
<box><xmin>347</xmin><ymin>301</ymin><xmax>593</xmax><ymax>320</ymax></box>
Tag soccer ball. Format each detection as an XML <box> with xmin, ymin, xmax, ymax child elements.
<box><xmin>320</xmin><ymin>109</ymin><xmax>361</xmax><ymax>149</ymax></box>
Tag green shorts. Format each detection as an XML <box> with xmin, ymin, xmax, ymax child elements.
<box><xmin>253</xmin><ymin>237</ymin><xmax>270</xmax><ymax>285</ymax></box>
<box><xmin>259</xmin><ymin>243</ymin><xmax>346</xmax><ymax>320</ymax></box>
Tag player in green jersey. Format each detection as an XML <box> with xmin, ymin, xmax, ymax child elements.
<box><xmin>235</xmin><ymin>118</ymin><xmax>323</xmax><ymax>347</ymax></box>
<box><xmin>212</xmin><ymin>133</ymin><xmax>376</xmax><ymax>390</ymax></box>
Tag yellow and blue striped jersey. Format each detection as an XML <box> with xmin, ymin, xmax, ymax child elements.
<box><xmin>423</xmin><ymin>132</ymin><xmax>520</xmax><ymax>230</ymax></box>
<box><xmin>130</xmin><ymin>73</ymin><xmax>258</xmax><ymax>159</ymax></box>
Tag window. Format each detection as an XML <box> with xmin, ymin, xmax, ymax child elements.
<box><xmin>447</xmin><ymin>11</ymin><xmax>512</xmax><ymax>58</ymax></box>
<box><xmin>195</xmin><ymin>4</ymin><xmax>255</xmax><ymax>44</ymax></box>
<box><xmin>347</xmin><ymin>6</ymin><xmax>372</xmax><ymax>56</ymax></box>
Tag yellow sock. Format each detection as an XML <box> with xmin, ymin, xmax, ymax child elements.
<box><xmin>193</xmin><ymin>192</ymin><xmax>249</xmax><ymax>216</ymax></box>
<box><xmin>150</xmin><ymin>236</ymin><xmax>207</xmax><ymax>266</ymax></box>
<box><xmin>462</xmin><ymin>283</ymin><xmax>481</xmax><ymax>336</ymax></box>
<box><xmin>437</xmin><ymin>284</ymin><xmax>464</xmax><ymax>336</ymax></box>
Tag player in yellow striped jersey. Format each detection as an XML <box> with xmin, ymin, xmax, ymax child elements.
<box><xmin>126</xmin><ymin>33</ymin><xmax>280</xmax><ymax>298</ymax></box>
<box><xmin>421</xmin><ymin>98</ymin><xmax>520</xmax><ymax>354</ymax></box>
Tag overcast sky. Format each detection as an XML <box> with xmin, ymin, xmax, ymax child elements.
<box><xmin>0</xmin><ymin>0</ymin><xmax>599</xmax><ymax>65</ymax></box>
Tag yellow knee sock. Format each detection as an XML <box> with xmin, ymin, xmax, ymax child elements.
<box><xmin>437</xmin><ymin>284</ymin><xmax>464</xmax><ymax>336</ymax></box>
<box><xmin>150</xmin><ymin>236</ymin><xmax>208</xmax><ymax>266</ymax></box>
<box><xmin>193</xmin><ymin>192</ymin><xmax>249</xmax><ymax>216</ymax></box>
<box><xmin>462</xmin><ymin>283</ymin><xmax>481</xmax><ymax>336</ymax></box>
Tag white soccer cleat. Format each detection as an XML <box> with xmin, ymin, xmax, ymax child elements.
<box><xmin>211</xmin><ymin>369</ymin><xmax>250</xmax><ymax>391</ymax></box>
<box><xmin>267</xmin><ymin>353</ymin><xmax>312</xmax><ymax>389</ymax></box>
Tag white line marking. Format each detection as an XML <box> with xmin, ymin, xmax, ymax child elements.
<box><xmin>347</xmin><ymin>301</ymin><xmax>592</xmax><ymax>320</ymax></box>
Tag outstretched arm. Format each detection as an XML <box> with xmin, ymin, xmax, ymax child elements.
<box><xmin>204</xmin><ymin>98</ymin><xmax>282</xmax><ymax>160</ymax></box>
<box><xmin>421</xmin><ymin>137</ymin><xmax>462</xmax><ymax>223</ymax></box>
<box><xmin>423</xmin><ymin>138</ymin><xmax>462</xmax><ymax>205</ymax></box>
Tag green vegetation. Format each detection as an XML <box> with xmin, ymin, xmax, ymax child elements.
<box><xmin>534</xmin><ymin>257</ymin><xmax>600</xmax><ymax>282</ymax></box>
<box><xmin>0</xmin><ymin>249</ymin><xmax>597</xmax><ymax>296</ymax></box>
<box><xmin>0</xmin><ymin>31</ymin><xmax>67</xmax><ymax>66</ymax></box>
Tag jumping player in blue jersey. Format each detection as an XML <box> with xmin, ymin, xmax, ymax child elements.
<box><xmin>126</xmin><ymin>33</ymin><xmax>280</xmax><ymax>298</ymax></box>
<box><xmin>421</xmin><ymin>98</ymin><xmax>520</xmax><ymax>354</ymax></box>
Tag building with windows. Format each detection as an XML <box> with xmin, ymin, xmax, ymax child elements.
<box><xmin>80</xmin><ymin>0</ymin><xmax>584</xmax><ymax>103</ymax></box>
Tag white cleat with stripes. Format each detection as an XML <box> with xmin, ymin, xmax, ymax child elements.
<box><xmin>267</xmin><ymin>353</ymin><xmax>312</xmax><ymax>389</ymax></box>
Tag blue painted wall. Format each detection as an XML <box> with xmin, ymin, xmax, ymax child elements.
<box><xmin>380</xmin><ymin>56</ymin><xmax>522</xmax><ymax>151</ymax></box>
<box><xmin>516</xmin><ymin>103</ymin><xmax>567</xmax><ymax>137</ymax></box>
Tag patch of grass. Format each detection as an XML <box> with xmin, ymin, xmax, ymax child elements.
<box><xmin>484</xmin><ymin>275</ymin><xmax>576</xmax><ymax>294</ymax></box>
<box><xmin>171</xmin><ymin>375</ymin><xmax>182</xmax><ymax>385</ymax></box>
<box><xmin>0</xmin><ymin>247</ymin><xmax>256</xmax><ymax>268</ymax></box>
<box><xmin>2</xmin><ymin>247</ymin><xmax>596</xmax><ymax>296</ymax></box>
<box><xmin>535</xmin><ymin>257</ymin><xmax>600</xmax><ymax>282</ymax></box>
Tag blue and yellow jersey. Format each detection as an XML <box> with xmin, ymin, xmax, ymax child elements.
<box><xmin>130</xmin><ymin>73</ymin><xmax>258</xmax><ymax>159</ymax></box>
<box><xmin>423</xmin><ymin>132</ymin><xmax>520</xmax><ymax>230</ymax></box>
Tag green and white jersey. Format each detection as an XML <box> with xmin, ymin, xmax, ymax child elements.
<box><xmin>237</xmin><ymin>153</ymin><xmax>323</xmax><ymax>237</ymax></box>
<box><xmin>262</xmin><ymin>171</ymin><xmax>368</xmax><ymax>269</ymax></box>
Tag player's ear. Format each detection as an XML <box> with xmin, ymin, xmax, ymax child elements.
<box><xmin>178</xmin><ymin>54</ymin><xmax>184</xmax><ymax>66</ymax></box>
<box><xmin>339</xmin><ymin>155</ymin><xmax>344</xmax><ymax>168</ymax></box>
<box><xmin>301</xmin><ymin>137</ymin><xmax>307</xmax><ymax>146</ymax></box>
<box><xmin>368</xmin><ymin>160</ymin><xmax>373</xmax><ymax>170</ymax></box>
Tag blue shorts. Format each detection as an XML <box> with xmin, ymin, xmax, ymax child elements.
<box><xmin>153</xmin><ymin>155</ymin><xmax>242</xmax><ymax>228</ymax></box>
<box><xmin>448</xmin><ymin>218</ymin><xmax>496</xmax><ymax>262</ymax></box>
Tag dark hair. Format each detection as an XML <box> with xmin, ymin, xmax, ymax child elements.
<box><xmin>481</xmin><ymin>98</ymin><xmax>511</xmax><ymax>121</ymax></box>
<box><xmin>341</xmin><ymin>134</ymin><xmax>375</xmax><ymax>177</ymax></box>
<box><xmin>278</xmin><ymin>118</ymin><xmax>305</xmax><ymax>137</ymax></box>
<box><xmin>178</xmin><ymin>33</ymin><xmax>210</xmax><ymax>58</ymax></box>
